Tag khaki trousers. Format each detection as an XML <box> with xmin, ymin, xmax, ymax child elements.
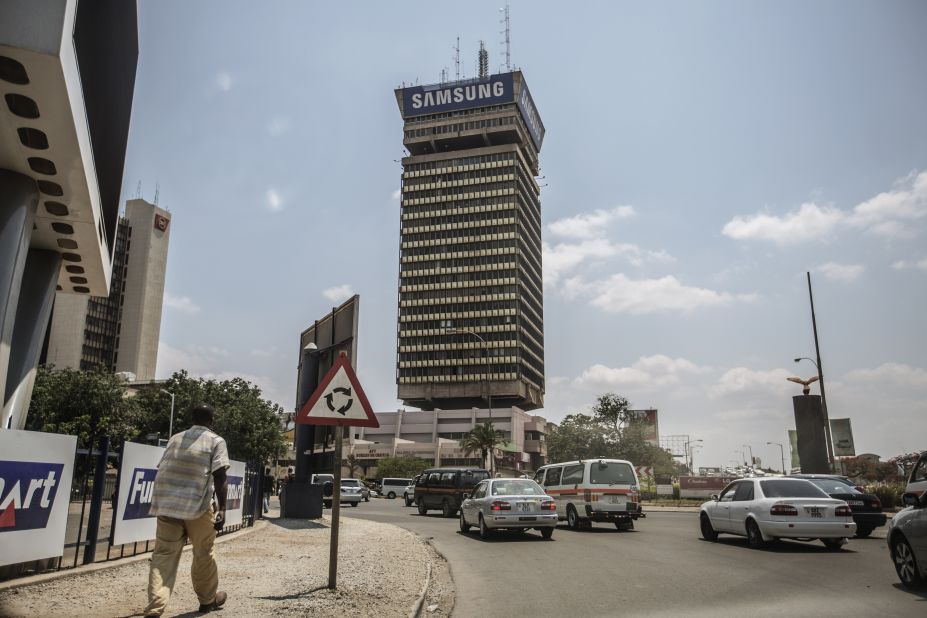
<box><xmin>144</xmin><ymin>508</ymin><xmax>218</xmax><ymax>616</ymax></box>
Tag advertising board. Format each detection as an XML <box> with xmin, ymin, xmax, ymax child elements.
<box><xmin>401</xmin><ymin>73</ymin><xmax>514</xmax><ymax>118</ymax></box>
<box><xmin>112</xmin><ymin>442</ymin><xmax>164</xmax><ymax>546</ymax></box>
<box><xmin>679</xmin><ymin>476</ymin><xmax>738</xmax><ymax>499</ymax></box>
<box><xmin>628</xmin><ymin>409</ymin><xmax>659</xmax><ymax>445</ymax></box>
<box><xmin>225</xmin><ymin>460</ymin><xmax>247</xmax><ymax>528</ymax></box>
<box><xmin>516</xmin><ymin>78</ymin><xmax>545</xmax><ymax>150</ymax></box>
<box><xmin>830</xmin><ymin>418</ymin><xmax>856</xmax><ymax>456</ymax></box>
<box><xmin>0</xmin><ymin>430</ymin><xmax>77</xmax><ymax>567</ymax></box>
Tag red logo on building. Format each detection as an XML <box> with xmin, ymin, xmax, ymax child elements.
<box><xmin>154</xmin><ymin>214</ymin><xmax>169</xmax><ymax>232</ymax></box>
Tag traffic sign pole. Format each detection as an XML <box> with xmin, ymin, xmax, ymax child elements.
<box><xmin>328</xmin><ymin>429</ymin><xmax>342</xmax><ymax>589</ymax></box>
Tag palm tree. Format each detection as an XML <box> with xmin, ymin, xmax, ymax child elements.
<box><xmin>460</xmin><ymin>422</ymin><xmax>506</xmax><ymax>475</ymax></box>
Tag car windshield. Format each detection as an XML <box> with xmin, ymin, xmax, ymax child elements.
<box><xmin>490</xmin><ymin>479</ymin><xmax>545</xmax><ymax>496</ymax></box>
<box><xmin>760</xmin><ymin>479</ymin><xmax>830</xmax><ymax>498</ymax></box>
<box><xmin>341</xmin><ymin>479</ymin><xmax>360</xmax><ymax>486</ymax></box>
<box><xmin>588</xmin><ymin>462</ymin><xmax>635</xmax><ymax>485</ymax></box>
<box><xmin>808</xmin><ymin>479</ymin><xmax>861</xmax><ymax>494</ymax></box>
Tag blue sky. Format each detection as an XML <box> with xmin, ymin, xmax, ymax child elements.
<box><xmin>127</xmin><ymin>1</ymin><xmax>927</xmax><ymax>469</ymax></box>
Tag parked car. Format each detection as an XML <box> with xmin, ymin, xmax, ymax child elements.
<box><xmin>534</xmin><ymin>458</ymin><xmax>642</xmax><ymax>530</ymax></box>
<box><xmin>403</xmin><ymin>476</ymin><xmax>419</xmax><ymax>506</ymax></box>
<box><xmin>904</xmin><ymin>451</ymin><xmax>927</xmax><ymax>501</ymax></box>
<box><xmin>789</xmin><ymin>474</ymin><xmax>886</xmax><ymax>537</ymax></box>
<box><xmin>887</xmin><ymin>490</ymin><xmax>927</xmax><ymax>588</ymax></box>
<box><xmin>415</xmin><ymin>467</ymin><xmax>491</xmax><ymax>517</ymax></box>
<box><xmin>311</xmin><ymin>474</ymin><xmax>336</xmax><ymax>508</ymax></box>
<box><xmin>339</xmin><ymin>478</ymin><xmax>364</xmax><ymax>507</ymax></box>
<box><xmin>699</xmin><ymin>477</ymin><xmax>855</xmax><ymax>549</ymax></box>
<box><xmin>459</xmin><ymin>477</ymin><xmax>558</xmax><ymax>540</ymax></box>
<box><xmin>380</xmin><ymin>477</ymin><xmax>414</xmax><ymax>499</ymax></box>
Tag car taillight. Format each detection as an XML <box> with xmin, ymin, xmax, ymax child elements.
<box><xmin>835</xmin><ymin>505</ymin><xmax>852</xmax><ymax>517</ymax></box>
<box><xmin>491</xmin><ymin>501</ymin><xmax>512</xmax><ymax>511</ymax></box>
<box><xmin>540</xmin><ymin>501</ymin><xmax>556</xmax><ymax>511</ymax></box>
<box><xmin>770</xmin><ymin>503</ymin><xmax>798</xmax><ymax>516</ymax></box>
<box><xmin>855</xmin><ymin>486</ymin><xmax>866</xmax><ymax>493</ymax></box>
<box><xmin>871</xmin><ymin>498</ymin><xmax>881</xmax><ymax>509</ymax></box>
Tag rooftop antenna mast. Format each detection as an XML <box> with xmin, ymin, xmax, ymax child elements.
<box><xmin>500</xmin><ymin>4</ymin><xmax>511</xmax><ymax>71</ymax></box>
<box><xmin>135</xmin><ymin>181</ymin><xmax>141</xmax><ymax>199</ymax></box>
<box><xmin>454</xmin><ymin>36</ymin><xmax>461</xmax><ymax>80</ymax></box>
<box><xmin>478</xmin><ymin>40</ymin><xmax>488</xmax><ymax>78</ymax></box>
<box><xmin>154</xmin><ymin>181</ymin><xmax>160</xmax><ymax>206</ymax></box>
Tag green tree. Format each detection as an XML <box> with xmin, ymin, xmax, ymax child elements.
<box><xmin>459</xmin><ymin>422</ymin><xmax>506</xmax><ymax>473</ymax></box>
<box><xmin>374</xmin><ymin>456</ymin><xmax>430</xmax><ymax>479</ymax></box>
<box><xmin>592</xmin><ymin>393</ymin><xmax>632</xmax><ymax>434</ymax></box>
<box><xmin>27</xmin><ymin>365</ymin><xmax>143</xmax><ymax>447</ymax></box>
<box><xmin>545</xmin><ymin>414</ymin><xmax>611</xmax><ymax>463</ymax></box>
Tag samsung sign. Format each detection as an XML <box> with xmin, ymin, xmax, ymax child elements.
<box><xmin>401</xmin><ymin>73</ymin><xmax>545</xmax><ymax>150</ymax></box>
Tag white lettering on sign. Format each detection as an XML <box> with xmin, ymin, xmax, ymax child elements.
<box><xmin>228</xmin><ymin>482</ymin><xmax>243</xmax><ymax>502</ymax></box>
<box><xmin>411</xmin><ymin>79</ymin><xmax>508</xmax><ymax>110</ymax></box>
<box><xmin>129</xmin><ymin>469</ymin><xmax>154</xmax><ymax>506</ymax></box>
<box><xmin>0</xmin><ymin>470</ymin><xmax>57</xmax><ymax>511</ymax></box>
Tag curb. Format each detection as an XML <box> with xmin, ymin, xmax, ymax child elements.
<box><xmin>407</xmin><ymin>535</ymin><xmax>453</xmax><ymax>618</ymax></box>
<box><xmin>0</xmin><ymin>519</ymin><xmax>268</xmax><ymax>593</ymax></box>
<box><xmin>408</xmin><ymin>562</ymin><xmax>432</xmax><ymax>618</ymax></box>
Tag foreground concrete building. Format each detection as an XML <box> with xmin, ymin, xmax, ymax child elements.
<box><xmin>43</xmin><ymin>199</ymin><xmax>170</xmax><ymax>380</ymax></box>
<box><xmin>0</xmin><ymin>1</ymin><xmax>138</xmax><ymax>429</ymax></box>
<box><xmin>394</xmin><ymin>70</ymin><xmax>546</xmax><ymax>412</ymax></box>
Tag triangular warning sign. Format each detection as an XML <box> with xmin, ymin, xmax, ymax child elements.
<box><xmin>295</xmin><ymin>353</ymin><xmax>379</xmax><ymax>427</ymax></box>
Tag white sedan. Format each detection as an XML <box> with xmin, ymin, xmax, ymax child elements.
<box><xmin>699</xmin><ymin>477</ymin><xmax>856</xmax><ymax>550</ymax></box>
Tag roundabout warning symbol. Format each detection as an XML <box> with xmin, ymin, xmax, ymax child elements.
<box><xmin>294</xmin><ymin>353</ymin><xmax>379</xmax><ymax>427</ymax></box>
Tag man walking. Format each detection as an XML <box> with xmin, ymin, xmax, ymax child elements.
<box><xmin>143</xmin><ymin>404</ymin><xmax>230</xmax><ymax>617</ymax></box>
<box><xmin>262</xmin><ymin>468</ymin><xmax>274</xmax><ymax>513</ymax></box>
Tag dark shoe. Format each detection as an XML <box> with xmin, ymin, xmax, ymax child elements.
<box><xmin>198</xmin><ymin>591</ymin><xmax>227</xmax><ymax>613</ymax></box>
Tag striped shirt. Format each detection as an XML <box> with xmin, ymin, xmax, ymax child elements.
<box><xmin>150</xmin><ymin>425</ymin><xmax>230</xmax><ymax>520</ymax></box>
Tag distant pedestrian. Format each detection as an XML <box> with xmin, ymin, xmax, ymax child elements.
<box><xmin>143</xmin><ymin>404</ymin><xmax>230</xmax><ymax>617</ymax></box>
<box><xmin>263</xmin><ymin>468</ymin><xmax>274</xmax><ymax>513</ymax></box>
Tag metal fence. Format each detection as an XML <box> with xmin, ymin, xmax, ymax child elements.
<box><xmin>0</xmin><ymin>437</ymin><xmax>263</xmax><ymax>582</ymax></box>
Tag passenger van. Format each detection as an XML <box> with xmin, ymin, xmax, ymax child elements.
<box><xmin>534</xmin><ymin>459</ymin><xmax>642</xmax><ymax>530</ymax></box>
<box><xmin>379</xmin><ymin>477</ymin><xmax>413</xmax><ymax>499</ymax></box>
<box><xmin>415</xmin><ymin>467</ymin><xmax>490</xmax><ymax>517</ymax></box>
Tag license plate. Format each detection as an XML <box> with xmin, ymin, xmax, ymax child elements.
<box><xmin>518</xmin><ymin>516</ymin><xmax>536</xmax><ymax>521</ymax></box>
<box><xmin>611</xmin><ymin>495</ymin><xmax>625</xmax><ymax>505</ymax></box>
<box><xmin>805</xmin><ymin>506</ymin><xmax>823</xmax><ymax>518</ymax></box>
<box><xmin>519</xmin><ymin>502</ymin><xmax>532</xmax><ymax>512</ymax></box>
<box><xmin>847</xmin><ymin>500</ymin><xmax>863</xmax><ymax>506</ymax></box>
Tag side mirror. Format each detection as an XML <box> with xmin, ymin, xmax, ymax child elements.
<box><xmin>710</xmin><ymin>494</ymin><xmax>719</xmax><ymax>501</ymax></box>
<box><xmin>902</xmin><ymin>493</ymin><xmax>917</xmax><ymax>507</ymax></box>
<box><xmin>462</xmin><ymin>493</ymin><xmax>470</xmax><ymax>500</ymax></box>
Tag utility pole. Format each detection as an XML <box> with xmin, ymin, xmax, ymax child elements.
<box><xmin>807</xmin><ymin>272</ymin><xmax>835</xmax><ymax>471</ymax></box>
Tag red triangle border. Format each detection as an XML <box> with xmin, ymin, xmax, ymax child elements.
<box><xmin>294</xmin><ymin>353</ymin><xmax>380</xmax><ymax>427</ymax></box>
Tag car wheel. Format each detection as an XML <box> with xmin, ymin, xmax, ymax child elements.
<box><xmin>746</xmin><ymin>519</ymin><xmax>765</xmax><ymax>549</ymax></box>
<box><xmin>541</xmin><ymin>527</ymin><xmax>554</xmax><ymax>540</ymax></box>
<box><xmin>855</xmin><ymin>526</ymin><xmax>873</xmax><ymax>538</ymax></box>
<box><xmin>892</xmin><ymin>535</ymin><xmax>924</xmax><ymax>589</ymax></box>
<box><xmin>404</xmin><ymin>495</ymin><xmax>413</xmax><ymax>507</ymax></box>
<box><xmin>479</xmin><ymin>515</ymin><xmax>494</xmax><ymax>540</ymax></box>
<box><xmin>351</xmin><ymin>501</ymin><xmax>358</xmax><ymax>507</ymax></box>
<box><xmin>442</xmin><ymin>499</ymin><xmax>456</xmax><ymax>518</ymax></box>
<box><xmin>821</xmin><ymin>538</ymin><xmax>844</xmax><ymax>550</ymax></box>
<box><xmin>700</xmin><ymin>513</ymin><xmax>718</xmax><ymax>541</ymax></box>
<box><xmin>615</xmin><ymin>520</ymin><xmax>634</xmax><ymax>531</ymax></box>
<box><xmin>417</xmin><ymin>499</ymin><xmax>428</xmax><ymax>516</ymax></box>
<box><xmin>459</xmin><ymin>511</ymin><xmax>471</xmax><ymax>533</ymax></box>
<box><xmin>566</xmin><ymin>505</ymin><xmax>580</xmax><ymax>531</ymax></box>
<box><xmin>387</xmin><ymin>491</ymin><xmax>396</xmax><ymax>499</ymax></box>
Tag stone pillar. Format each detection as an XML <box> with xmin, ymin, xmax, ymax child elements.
<box><xmin>792</xmin><ymin>395</ymin><xmax>829</xmax><ymax>474</ymax></box>
<box><xmin>0</xmin><ymin>170</ymin><xmax>39</xmax><ymax>426</ymax></box>
<box><xmin>3</xmin><ymin>250</ymin><xmax>62</xmax><ymax>429</ymax></box>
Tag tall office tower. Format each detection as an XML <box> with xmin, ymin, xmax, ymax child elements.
<box><xmin>394</xmin><ymin>71</ymin><xmax>546</xmax><ymax>411</ymax></box>
<box><xmin>43</xmin><ymin>199</ymin><xmax>170</xmax><ymax>381</ymax></box>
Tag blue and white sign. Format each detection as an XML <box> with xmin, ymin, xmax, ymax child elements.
<box><xmin>112</xmin><ymin>441</ymin><xmax>164</xmax><ymax>545</ymax></box>
<box><xmin>0</xmin><ymin>430</ymin><xmax>76</xmax><ymax>567</ymax></box>
<box><xmin>224</xmin><ymin>460</ymin><xmax>246</xmax><ymax>528</ymax></box>
<box><xmin>402</xmin><ymin>73</ymin><xmax>515</xmax><ymax>117</ymax></box>
<box><xmin>516</xmin><ymin>79</ymin><xmax>545</xmax><ymax>150</ymax></box>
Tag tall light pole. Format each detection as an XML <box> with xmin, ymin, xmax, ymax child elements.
<box><xmin>735</xmin><ymin>450</ymin><xmax>746</xmax><ymax>466</ymax></box>
<box><xmin>742</xmin><ymin>444</ymin><xmax>754</xmax><ymax>467</ymax></box>
<box><xmin>160</xmin><ymin>389</ymin><xmax>175</xmax><ymax>439</ymax></box>
<box><xmin>767</xmin><ymin>441</ymin><xmax>787</xmax><ymax>475</ymax></box>
<box><xmin>445</xmin><ymin>327</ymin><xmax>494</xmax><ymax>474</ymax></box>
<box><xmin>685</xmin><ymin>438</ymin><xmax>702</xmax><ymax>474</ymax></box>
<box><xmin>795</xmin><ymin>354</ymin><xmax>835</xmax><ymax>471</ymax></box>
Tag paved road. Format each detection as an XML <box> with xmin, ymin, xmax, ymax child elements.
<box><xmin>346</xmin><ymin>499</ymin><xmax>926</xmax><ymax>617</ymax></box>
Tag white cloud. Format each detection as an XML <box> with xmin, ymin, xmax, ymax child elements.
<box><xmin>564</xmin><ymin>273</ymin><xmax>755</xmax><ymax>315</ymax></box>
<box><xmin>710</xmin><ymin>367</ymin><xmax>795</xmax><ymax>399</ymax></box>
<box><xmin>892</xmin><ymin>258</ymin><xmax>927</xmax><ymax>271</ymax></box>
<box><xmin>573</xmin><ymin>354</ymin><xmax>708</xmax><ymax>389</ymax></box>
<box><xmin>163</xmin><ymin>292</ymin><xmax>201</xmax><ymax>314</ymax></box>
<box><xmin>816</xmin><ymin>262</ymin><xmax>864</xmax><ymax>282</ymax></box>
<box><xmin>322</xmin><ymin>284</ymin><xmax>354</xmax><ymax>304</ymax></box>
<box><xmin>215</xmin><ymin>71</ymin><xmax>233</xmax><ymax>91</ymax></box>
<box><xmin>722</xmin><ymin>171</ymin><xmax>927</xmax><ymax>244</ymax></box>
<box><xmin>267</xmin><ymin>116</ymin><xmax>292</xmax><ymax>136</ymax></box>
<box><xmin>250</xmin><ymin>346</ymin><xmax>279</xmax><ymax>359</ymax></box>
<box><xmin>266</xmin><ymin>189</ymin><xmax>284</xmax><ymax>212</ymax></box>
<box><xmin>547</xmin><ymin>206</ymin><xmax>636</xmax><ymax>239</ymax></box>
<box><xmin>845</xmin><ymin>363</ymin><xmax>927</xmax><ymax>389</ymax></box>
<box><xmin>722</xmin><ymin>202</ymin><xmax>844</xmax><ymax>245</ymax></box>
<box><xmin>543</xmin><ymin>240</ymin><xmax>674</xmax><ymax>285</ymax></box>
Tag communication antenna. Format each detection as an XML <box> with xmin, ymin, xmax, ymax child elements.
<box><xmin>153</xmin><ymin>181</ymin><xmax>160</xmax><ymax>206</ymax></box>
<box><xmin>135</xmin><ymin>181</ymin><xmax>141</xmax><ymax>199</ymax></box>
<box><xmin>478</xmin><ymin>41</ymin><xmax>488</xmax><ymax>78</ymax></box>
<box><xmin>454</xmin><ymin>36</ymin><xmax>461</xmax><ymax>80</ymax></box>
<box><xmin>500</xmin><ymin>4</ymin><xmax>511</xmax><ymax>72</ymax></box>
<box><xmin>440</xmin><ymin>67</ymin><xmax>448</xmax><ymax>84</ymax></box>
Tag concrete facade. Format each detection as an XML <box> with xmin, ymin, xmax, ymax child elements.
<box><xmin>43</xmin><ymin>199</ymin><xmax>170</xmax><ymax>381</ymax></box>
<box><xmin>394</xmin><ymin>72</ymin><xmax>546</xmax><ymax>411</ymax></box>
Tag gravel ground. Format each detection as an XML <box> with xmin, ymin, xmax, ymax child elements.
<box><xmin>0</xmin><ymin>514</ymin><xmax>454</xmax><ymax>618</ymax></box>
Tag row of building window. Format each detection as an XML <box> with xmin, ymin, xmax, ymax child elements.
<box><xmin>404</xmin><ymin>115</ymin><xmax>517</xmax><ymax>139</ymax></box>
<box><xmin>398</xmin><ymin>364</ymin><xmax>521</xmax><ymax>379</ymax></box>
<box><xmin>402</xmin><ymin>103</ymin><xmax>515</xmax><ymax>126</ymax></box>
<box><xmin>403</xmin><ymin>181</ymin><xmax>515</xmax><ymax>201</ymax></box>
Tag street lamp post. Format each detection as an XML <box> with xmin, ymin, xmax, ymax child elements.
<box><xmin>767</xmin><ymin>441</ymin><xmax>787</xmax><ymax>475</ymax></box>
<box><xmin>735</xmin><ymin>450</ymin><xmax>746</xmax><ymax>466</ymax></box>
<box><xmin>445</xmin><ymin>327</ymin><xmax>494</xmax><ymax>474</ymax></box>
<box><xmin>742</xmin><ymin>444</ymin><xmax>754</xmax><ymax>467</ymax></box>
<box><xmin>685</xmin><ymin>438</ymin><xmax>702</xmax><ymax>474</ymax></box>
<box><xmin>795</xmin><ymin>355</ymin><xmax>835</xmax><ymax>471</ymax></box>
<box><xmin>160</xmin><ymin>389</ymin><xmax>175</xmax><ymax>440</ymax></box>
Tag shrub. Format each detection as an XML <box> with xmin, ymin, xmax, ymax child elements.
<box><xmin>866</xmin><ymin>483</ymin><xmax>905</xmax><ymax>510</ymax></box>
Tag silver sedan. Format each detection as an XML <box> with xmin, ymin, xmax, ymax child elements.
<box><xmin>459</xmin><ymin>478</ymin><xmax>558</xmax><ymax>540</ymax></box>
